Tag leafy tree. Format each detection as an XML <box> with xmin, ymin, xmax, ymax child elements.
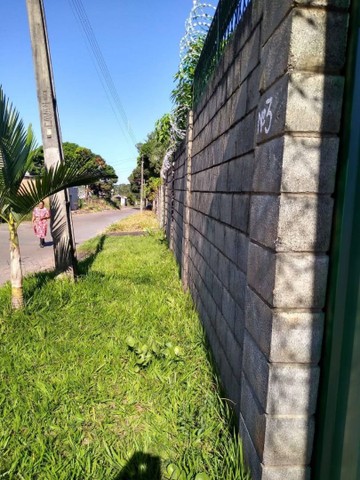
<box><xmin>30</xmin><ymin>142</ymin><xmax>118</xmax><ymax>198</ymax></box>
<box><xmin>128</xmin><ymin>164</ymin><xmax>141</xmax><ymax>196</ymax></box>
<box><xmin>155</xmin><ymin>113</ymin><xmax>172</xmax><ymax>148</ymax></box>
<box><xmin>114</xmin><ymin>183</ymin><xmax>131</xmax><ymax>196</ymax></box>
<box><xmin>145</xmin><ymin>177</ymin><xmax>162</xmax><ymax>203</ymax></box>
<box><xmin>29</xmin><ymin>146</ymin><xmax>44</xmax><ymax>176</ymax></box>
<box><xmin>0</xmin><ymin>87</ymin><xmax>112</xmax><ymax>309</ymax></box>
<box><xmin>171</xmin><ymin>36</ymin><xmax>206</xmax><ymax>137</ymax></box>
<box><xmin>62</xmin><ymin>143</ymin><xmax>117</xmax><ymax>198</ymax></box>
<box><xmin>128</xmin><ymin>114</ymin><xmax>172</xmax><ymax>200</ymax></box>
<box><xmin>126</xmin><ymin>192</ymin><xmax>136</xmax><ymax>206</ymax></box>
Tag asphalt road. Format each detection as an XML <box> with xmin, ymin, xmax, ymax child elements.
<box><xmin>0</xmin><ymin>208</ymin><xmax>137</xmax><ymax>285</ymax></box>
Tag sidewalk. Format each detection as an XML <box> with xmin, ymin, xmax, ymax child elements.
<box><xmin>0</xmin><ymin>208</ymin><xmax>136</xmax><ymax>285</ymax></box>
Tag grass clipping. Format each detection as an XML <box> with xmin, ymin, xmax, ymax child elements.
<box><xmin>106</xmin><ymin>211</ymin><xmax>159</xmax><ymax>233</ymax></box>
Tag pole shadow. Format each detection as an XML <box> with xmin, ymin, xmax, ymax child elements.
<box><xmin>77</xmin><ymin>234</ymin><xmax>106</xmax><ymax>275</ymax></box>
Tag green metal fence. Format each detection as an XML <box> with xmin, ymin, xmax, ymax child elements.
<box><xmin>193</xmin><ymin>0</ymin><xmax>252</xmax><ymax>105</ymax></box>
<box><xmin>313</xmin><ymin>0</ymin><xmax>360</xmax><ymax>478</ymax></box>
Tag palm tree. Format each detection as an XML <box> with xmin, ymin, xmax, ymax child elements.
<box><xmin>0</xmin><ymin>86</ymin><xmax>112</xmax><ymax>309</ymax></box>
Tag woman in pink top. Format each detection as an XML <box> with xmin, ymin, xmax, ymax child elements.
<box><xmin>32</xmin><ymin>201</ymin><xmax>50</xmax><ymax>248</ymax></box>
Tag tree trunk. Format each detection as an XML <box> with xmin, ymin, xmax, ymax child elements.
<box><xmin>8</xmin><ymin>215</ymin><xmax>24</xmax><ymax>309</ymax></box>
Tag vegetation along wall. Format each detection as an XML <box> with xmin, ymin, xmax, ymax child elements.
<box><xmin>160</xmin><ymin>1</ymin><xmax>350</xmax><ymax>478</ymax></box>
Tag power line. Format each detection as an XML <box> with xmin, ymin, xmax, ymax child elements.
<box><xmin>70</xmin><ymin>0</ymin><xmax>136</xmax><ymax>143</ymax></box>
<box><xmin>68</xmin><ymin>0</ymin><xmax>138</xmax><ymax>147</ymax></box>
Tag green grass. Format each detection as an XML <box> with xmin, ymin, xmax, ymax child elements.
<box><xmin>106</xmin><ymin>211</ymin><xmax>159</xmax><ymax>233</ymax></box>
<box><xmin>0</xmin><ymin>233</ymin><xmax>251</xmax><ymax>480</ymax></box>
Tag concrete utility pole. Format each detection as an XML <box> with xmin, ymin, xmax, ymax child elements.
<box><xmin>140</xmin><ymin>157</ymin><xmax>144</xmax><ymax>213</ymax></box>
<box><xmin>26</xmin><ymin>0</ymin><xmax>77</xmax><ymax>277</ymax></box>
<box><xmin>181</xmin><ymin>110</ymin><xmax>193</xmax><ymax>290</ymax></box>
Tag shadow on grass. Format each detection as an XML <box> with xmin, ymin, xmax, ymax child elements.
<box><xmin>23</xmin><ymin>235</ymin><xmax>106</xmax><ymax>300</ymax></box>
<box><xmin>23</xmin><ymin>231</ymin><xmax>172</xmax><ymax>302</ymax></box>
<box><xmin>77</xmin><ymin>235</ymin><xmax>106</xmax><ymax>275</ymax></box>
<box><xmin>202</xmin><ymin>332</ymin><xmax>239</xmax><ymax>430</ymax></box>
<box><xmin>24</xmin><ymin>269</ymin><xmax>59</xmax><ymax>300</ymax></box>
<box><xmin>113</xmin><ymin>452</ymin><xmax>161</xmax><ymax>480</ymax></box>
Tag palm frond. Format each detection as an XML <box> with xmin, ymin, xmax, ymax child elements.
<box><xmin>9</xmin><ymin>162</ymin><xmax>116</xmax><ymax>215</ymax></box>
<box><xmin>0</xmin><ymin>86</ymin><xmax>37</xmax><ymax>191</ymax></box>
<box><xmin>0</xmin><ymin>86</ymin><xmax>116</xmax><ymax>226</ymax></box>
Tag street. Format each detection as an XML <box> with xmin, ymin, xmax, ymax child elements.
<box><xmin>0</xmin><ymin>208</ymin><xmax>137</xmax><ymax>285</ymax></box>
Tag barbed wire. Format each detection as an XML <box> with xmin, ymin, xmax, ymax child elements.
<box><xmin>180</xmin><ymin>1</ymin><xmax>216</xmax><ymax>61</ymax></box>
<box><xmin>161</xmin><ymin>0</ymin><xmax>215</xmax><ymax>178</ymax></box>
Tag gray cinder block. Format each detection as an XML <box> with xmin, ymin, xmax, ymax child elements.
<box><xmin>253</xmin><ymin>138</ymin><xmax>284</xmax><ymax>193</ymax></box>
<box><xmin>263</xmin><ymin>415</ymin><xmax>315</xmax><ymax>465</ymax></box>
<box><xmin>260</xmin><ymin>14</ymin><xmax>291</xmax><ymax>92</ymax></box>
<box><xmin>273</xmin><ymin>253</ymin><xmax>329</xmax><ymax>308</ymax></box>
<box><xmin>242</xmin><ymin>332</ymin><xmax>320</xmax><ymax>415</ymax></box>
<box><xmin>247</xmin><ymin>242</ymin><xmax>276</xmax><ymax>305</ymax></box>
<box><xmin>281</xmin><ymin>135</ymin><xmax>338</xmax><ymax>193</ymax></box>
<box><xmin>228</xmin><ymin>153</ymin><xmax>255</xmax><ymax>193</ymax></box>
<box><xmin>276</xmin><ymin>194</ymin><xmax>334</xmax><ymax>252</ymax></box>
<box><xmin>249</xmin><ymin>195</ymin><xmax>280</xmax><ymax>248</ymax></box>
<box><xmin>232</xmin><ymin>194</ymin><xmax>250</xmax><ymax>233</ymax></box>
<box><xmin>245</xmin><ymin>287</ymin><xmax>324</xmax><ymax>363</ymax></box>
<box><xmin>290</xmin><ymin>10</ymin><xmax>349</xmax><ymax>72</ymax></box>
<box><xmin>257</xmin><ymin>76</ymin><xmax>289</xmax><ymax>143</ymax></box>
<box><xmin>286</xmin><ymin>73</ymin><xmax>344</xmax><ymax>133</ymax></box>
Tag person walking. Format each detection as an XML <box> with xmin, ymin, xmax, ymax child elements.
<box><xmin>32</xmin><ymin>201</ymin><xmax>50</xmax><ymax>248</ymax></box>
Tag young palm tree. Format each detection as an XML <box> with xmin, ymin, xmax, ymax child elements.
<box><xmin>0</xmin><ymin>86</ymin><xmax>112</xmax><ymax>309</ymax></box>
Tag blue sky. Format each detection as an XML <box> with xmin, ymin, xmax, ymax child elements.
<box><xmin>0</xmin><ymin>1</ymin><xmax>196</xmax><ymax>183</ymax></box>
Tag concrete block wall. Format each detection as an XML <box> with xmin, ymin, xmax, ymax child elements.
<box><xmin>167</xmin><ymin>142</ymin><xmax>186</xmax><ymax>263</ymax></box>
<box><xmin>164</xmin><ymin>169</ymin><xmax>173</xmax><ymax>248</ymax></box>
<box><xmin>162</xmin><ymin>1</ymin><xmax>349</xmax><ymax>478</ymax></box>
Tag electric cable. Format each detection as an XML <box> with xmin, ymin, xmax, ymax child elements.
<box><xmin>68</xmin><ymin>0</ymin><xmax>137</xmax><ymax>148</ymax></box>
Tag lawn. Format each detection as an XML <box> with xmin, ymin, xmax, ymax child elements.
<box><xmin>106</xmin><ymin>210</ymin><xmax>160</xmax><ymax>233</ymax></box>
<box><xmin>0</xmin><ymin>228</ymin><xmax>250</xmax><ymax>479</ymax></box>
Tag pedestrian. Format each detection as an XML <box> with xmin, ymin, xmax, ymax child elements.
<box><xmin>32</xmin><ymin>201</ymin><xmax>50</xmax><ymax>248</ymax></box>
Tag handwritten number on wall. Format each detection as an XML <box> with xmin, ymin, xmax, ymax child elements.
<box><xmin>258</xmin><ymin>97</ymin><xmax>273</xmax><ymax>135</ymax></box>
